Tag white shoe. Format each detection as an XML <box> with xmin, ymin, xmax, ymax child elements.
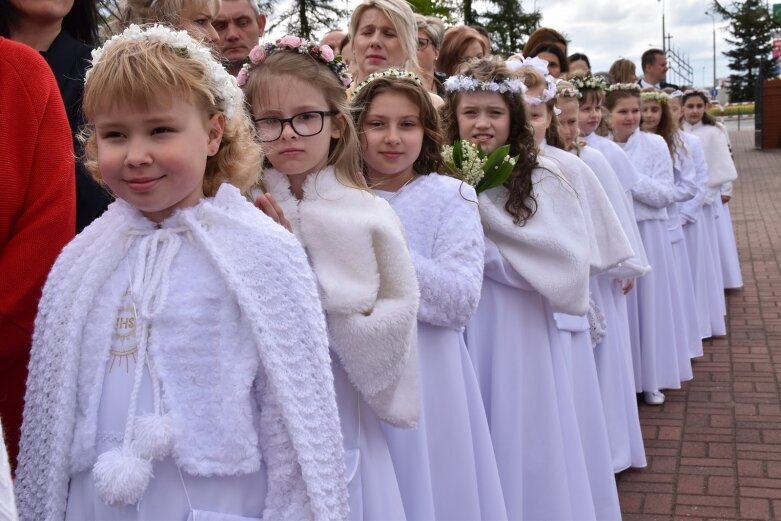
<box><xmin>643</xmin><ymin>390</ymin><xmax>665</xmax><ymax>405</ymax></box>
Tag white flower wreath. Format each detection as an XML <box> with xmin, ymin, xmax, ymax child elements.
<box><xmin>87</xmin><ymin>24</ymin><xmax>245</xmax><ymax>121</ymax></box>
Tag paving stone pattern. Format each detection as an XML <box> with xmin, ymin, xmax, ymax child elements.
<box><xmin>617</xmin><ymin>131</ymin><xmax>781</xmax><ymax>520</ymax></box>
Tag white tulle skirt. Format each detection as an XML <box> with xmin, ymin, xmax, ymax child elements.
<box><xmin>383</xmin><ymin>323</ymin><xmax>507</xmax><ymax>521</ymax></box>
<box><xmin>466</xmin><ymin>274</ymin><xmax>596</xmax><ymax>521</ymax></box>
<box><xmin>591</xmin><ymin>274</ymin><xmax>647</xmax><ymax>472</ymax></box>
<box><xmin>555</xmin><ymin>313</ymin><xmax>622</xmax><ymax>520</ymax></box>
<box><xmin>714</xmin><ymin>201</ymin><xmax>743</xmax><ymax>289</ymax></box>
<box><xmin>627</xmin><ymin>219</ymin><xmax>693</xmax><ymax>392</ymax></box>
<box><xmin>683</xmin><ymin>210</ymin><xmax>727</xmax><ymax>337</ymax></box>
<box><xmin>332</xmin><ymin>360</ymin><xmax>407</xmax><ymax>521</ymax></box>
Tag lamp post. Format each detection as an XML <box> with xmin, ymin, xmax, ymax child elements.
<box><xmin>659</xmin><ymin>0</ymin><xmax>666</xmax><ymax>51</ymax></box>
<box><xmin>705</xmin><ymin>10</ymin><xmax>717</xmax><ymax>90</ymax></box>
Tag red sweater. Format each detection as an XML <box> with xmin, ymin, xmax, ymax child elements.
<box><xmin>0</xmin><ymin>37</ymin><xmax>76</xmax><ymax>468</ymax></box>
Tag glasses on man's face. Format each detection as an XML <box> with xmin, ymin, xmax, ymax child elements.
<box><xmin>252</xmin><ymin>111</ymin><xmax>335</xmax><ymax>142</ymax></box>
<box><xmin>417</xmin><ymin>37</ymin><xmax>431</xmax><ymax>51</ymax></box>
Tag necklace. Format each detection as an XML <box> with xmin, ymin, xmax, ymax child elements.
<box><xmin>384</xmin><ymin>175</ymin><xmax>419</xmax><ymax>203</ymax></box>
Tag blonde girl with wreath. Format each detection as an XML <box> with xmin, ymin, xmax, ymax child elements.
<box><xmin>15</xmin><ymin>25</ymin><xmax>347</xmax><ymax>521</ymax></box>
<box><xmin>448</xmin><ymin>56</ymin><xmax>597</xmax><ymax>521</ymax></box>
<box><xmin>351</xmin><ymin>69</ymin><xmax>507</xmax><ymax>521</ymax></box>
<box><xmin>605</xmin><ymin>83</ymin><xmax>694</xmax><ymax>404</ymax></box>
<box><xmin>680</xmin><ymin>89</ymin><xmax>743</xmax><ymax>289</ymax></box>
<box><xmin>241</xmin><ymin>36</ymin><xmax>420</xmax><ymax>521</ymax></box>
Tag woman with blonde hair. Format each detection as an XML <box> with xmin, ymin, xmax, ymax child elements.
<box><xmin>348</xmin><ymin>0</ymin><xmax>419</xmax><ymax>84</ymax></box>
<box><xmin>609</xmin><ymin>58</ymin><xmax>638</xmax><ymax>84</ymax></box>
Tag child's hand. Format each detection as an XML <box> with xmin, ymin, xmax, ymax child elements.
<box><xmin>622</xmin><ymin>277</ymin><xmax>635</xmax><ymax>295</ymax></box>
<box><xmin>255</xmin><ymin>193</ymin><xmax>292</xmax><ymax>232</ymax></box>
<box><xmin>721</xmin><ymin>195</ymin><xmax>732</xmax><ymax>204</ymax></box>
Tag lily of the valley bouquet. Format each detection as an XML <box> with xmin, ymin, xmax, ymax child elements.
<box><xmin>442</xmin><ymin>140</ymin><xmax>519</xmax><ymax>194</ymax></box>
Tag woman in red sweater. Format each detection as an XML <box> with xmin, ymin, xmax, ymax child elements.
<box><xmin>0</xmin><ymin>36</ymin><xmax>76</xmax><ymax>470</ymax></box>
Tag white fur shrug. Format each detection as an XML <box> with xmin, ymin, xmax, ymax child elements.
<box><xmin>610</xmin><ymin>129</ymin><xmax>676</xmax><ymax>221</ymax></box>
<box><xmin>478</xmin><ymin>156</ymin><xmax>591</xmax><ymax>315</ymax></box>
<box><xmin>15</xmin><ymin>185</ymin><xmax>348</xmax><ymax>521</ymax></box>
<box><xmin>681</xmin><ymin>121</ymin><xmax>738</xmax><ymax>190</ymax></box>
<box><xmin>378</xmin><ymin>174</ymin><xmax>484</xmax><ymax>330</ymax></box>
<box><xmin>264</xmin><ymin>167</ymin><xmax>421</xmax><ymax>428</ymax></box>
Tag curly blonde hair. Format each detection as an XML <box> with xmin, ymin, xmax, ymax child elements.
<box><xmin>117</xmin><ymin>0</ymin><xmax>217</xmax><ymax>31</ymax></box>
<box><xmin>81</xmin><ymin>35</ymin><xmax>261</xmax><ymax>197</ymax></box>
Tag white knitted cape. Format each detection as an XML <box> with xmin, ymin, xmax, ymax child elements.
<box><xmin>15</xmin><ymin>184</ymin><xmax>348</xmax><ymax>521</ymax></box>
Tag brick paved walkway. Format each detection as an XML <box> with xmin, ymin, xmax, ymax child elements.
<box><xmin>618</xmin><ymin>131</ymin><xmax>781</xmax><ymax>520</ymax></box>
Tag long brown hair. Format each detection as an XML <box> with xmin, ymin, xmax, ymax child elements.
<box><xmin>640</xmin><ymin>88</ymin><xmax>681</xmax><ymax>158</ymax></box>
<box><xmin>351</xmin><ymin>75</ymin><xmax>443</xmax><ymax>176</ymax></box>
<box><xmin>681</xmin><ymin>90</ymin><xmax>717</xmax><ymax>126</ymax></box>
<box><xmin>441</xmin><ymin>57</ymin><xmax>538</xmax><ymax>225</ymax></box>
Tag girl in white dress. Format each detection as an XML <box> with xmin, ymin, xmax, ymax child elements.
<box><xmin>528</xmin><ymin>74</ymin><xmax>629</xmax><ymax>520</ymax></box>
<box><xmin>668</xmin><ymin>93</ymin><xmax>727</xmax><ymax>336</ymax></box>
<box><xmin>242</xmin><ymin>36</ymin><xmax>419</xmax><ymax>521</ymax></box>
<box><xmin>680</xmin><ymin>90</ymin><xmax>742</xmax><ymax>289</ymax></box>
<box><xmin>449</xmin><ymin>56</ymin><xmax>597</xmax><ymax>521</ymax></box>
<box><xmin>639</xmin><ymin>89</ymin><xmax>703</xmax><ymax>356</ymax></box>
<box><xmin>16</xmin><ymin>25</ymin><xmax>347</xmax><ymax>521</ymax></box>
<box><xmin>605</xmin><ymin>83</ymin><xmax>693</xmax><ymax>405</ymax></box>
<box><xmin>351</xmin><ymin>68</ymin><xmax>507</xmax><ymax>521</ymax></box>
<box><xmin>558</xmin><ymin>76</ymin><xmax>650</xmax><ymax>472</ymax></box>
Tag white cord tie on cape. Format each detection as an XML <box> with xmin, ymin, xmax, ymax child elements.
<box><xmin>92</xmin><ymin>226</ymin><xmax>186</xmax><ymax>506</ymax></box>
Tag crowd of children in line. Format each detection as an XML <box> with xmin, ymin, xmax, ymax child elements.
<box><xmin>1</xmin><ymin>0</ymin><xmax>743</xmax><ymax>519</ymax></box>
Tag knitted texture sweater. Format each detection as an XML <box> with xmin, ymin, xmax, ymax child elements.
<box><xmin>0</xmin><ymin>36</ymin><xmax>76</xmax><ymax>468</ymax></box>
<box><xmin>15</xmin><ymin>185</ymin><xmax>347</xmax><ymax>521</ymax></box>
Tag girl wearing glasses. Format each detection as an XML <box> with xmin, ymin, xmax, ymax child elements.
<box><xmin>242</xmin><ymin>36</ymin><xmax>420</xmax><ymax>521</ymax></box>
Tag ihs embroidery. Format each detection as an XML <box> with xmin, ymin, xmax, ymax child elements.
<box><xmin>109</xmin><ymin>288</ymin><xmax>139</xmax><ymax>372</ymax></box>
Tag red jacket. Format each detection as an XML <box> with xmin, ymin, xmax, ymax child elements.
<box><xmin>0</xmin><ymin>36</ymin><xmax>76</xmax><ymax>468</ymax></box>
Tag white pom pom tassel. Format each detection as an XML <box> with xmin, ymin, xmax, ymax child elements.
<box><xmin>93</xmin><ymin>447</ymin><xmax>153</xmax><ymax>506</ymax></box>
<box><xmin>132</xmin><ymin>414</ymin><xmax>175</xmax><ymax>460</ymax></box>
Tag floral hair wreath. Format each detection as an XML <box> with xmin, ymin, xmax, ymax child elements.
<box><xmin>606</xmin><ymin>82</ymin><xmax>642</xmax><ymax>93</ymax></box>
<box><xmin>556</xmin><ymin>84</ymin><xmax>581</xmax><ymax>100</ymax></box>
<box><xmin>569</xmin><ymin>74</ymin><xmax>608</xmax><ymax>92</ymax></box>
<box><xmin>444</xmin><ymin>74</ymin><xmax>527</xmax><ymax>95</ymax></box>
<box><xmin>237</xmin><ymin>35</ymin><xmax>352</xmax><ymax>88</ymax></box>
<box><xmin>681</xmin><ymin>88</ymin><xmax>712</xmax><ymax>102</ymax></box>
<box><xmin>87</xmin><ymin>24</ymin><xmax>245</xmax><ymax>121</ymax></box>
<box><xmin>505</xmin><ymin>55</ymin><xmax>557</xmax><ymax>106</ymax></box>
<box><xmin>640</xmin><ymin>91</ymin><xmax>670</xmax><ymax>104</ymax></box>
<box><xmin>352</xmin><ymin>68</ymin><xmax>423</xmax><ymax>97</ymax></box>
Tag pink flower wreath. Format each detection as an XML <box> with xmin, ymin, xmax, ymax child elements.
<box><xmin>237</xmin><ymin>35</ymin><xmax>352</xmax><ymax>88</ymax></box>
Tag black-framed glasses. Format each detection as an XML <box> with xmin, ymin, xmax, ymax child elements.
<box><xmin>252</xmin><ymin>111</ymin><xmax>335</xmax><ymax>142</ymax></box>
<box><xmin>417</xmin><ymin>37</ymin><xmax>431</xmax><ymax>50</ymax></box>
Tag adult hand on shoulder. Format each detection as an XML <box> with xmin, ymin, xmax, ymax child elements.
<box><xmin>622</xmin><ymin>277</ymin><xmax>635</xmax><ymax>295</ymax></box>
<box><xmin>255</xmin><ymin>192</ymin><xmax>292</xmax><ymax>232</ymax></box>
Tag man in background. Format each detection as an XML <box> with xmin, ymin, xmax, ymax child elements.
<box><xmin>214</xmin><ymin>0</ymin><xmax>266</xmax><ymax>76</ymax></box>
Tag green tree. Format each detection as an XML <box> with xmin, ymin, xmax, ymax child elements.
<box><xmin>408</xmin><ymin>0</ymin><xmax>458</xmax><ymax>24</ymax></box>
<box><xmin>712</xmin><ymin>0</ymin><xmax>780</xmax><ymax>102</ymax></box>
<box><xmin>478</xmin><ymin>0</ymin><xmax>541</xmax><ymax>56</ymax></box>
<box><xmin>271</xmin><ymin>0</ymin><xmax>346</xmax><ymax>41</ymax></box>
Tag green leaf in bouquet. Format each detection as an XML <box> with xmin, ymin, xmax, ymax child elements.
<box><xmin>453</xmin><ymin>139</ymin><xmax>463</xmax><ymax>169</ymax></box>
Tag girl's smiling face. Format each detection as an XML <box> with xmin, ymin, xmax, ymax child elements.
<box><xmin>456</xmin><ymin>91</ymin><xmax>510</xmax><ymax>154</ymax></box>
<box><xmin>641</xmin><ymin>99</ymin><xmax>662</xmax><ymax>133</ymax></box>
<box><xmin>609</xmin><ymin>96</ymin><xmax>641</xmax><ymax>143</ymax></box>
<box><xmin>360</xmin><ymin>90</ymin><xmax>424</xmax><ymax>190</ymax></box>
<box><xmin>94</xmin><ymin>97</ymin><xmax>223</xmax><ymax>223</ymax></box>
